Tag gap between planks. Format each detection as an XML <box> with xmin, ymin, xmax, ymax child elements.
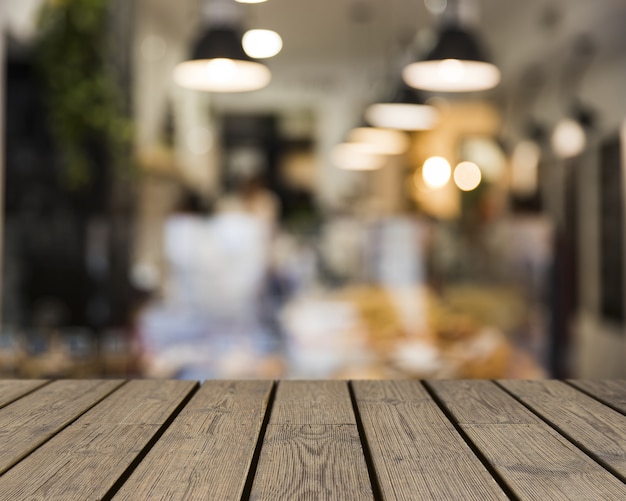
<box><xmin>564</xmin><ymin>380</ymin><xmax>626</xmax><ymax>416</ymax></box>
<box><xmin>101</xmin><ymin>381</ymin><xmax>201</xmax><ymax>501</ymax></box>
<box><xmin>239</xmin><ymin>380</ymin><xmax>277</xmax><ymax>501</ymax></box>
<box><xmin>494</xmin><ymin>380</ymin><xmax>626</xmax><ymax>483</ymax></box>
<box><xmin>421</xmin><ymin>380</ymin><xmax>520</xmax><ymax>501</ymax></box>
<box><xmin>347</xmin><ymin>381</ymin><xmax>384</xmax><ymax>501</ymax></box>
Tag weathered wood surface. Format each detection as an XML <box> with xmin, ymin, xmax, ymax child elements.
<box><xmin>0</xmin><ymin>379</ymin><xmax>124</xmax><ymax>475</ymax></box>
<box><xmin>0</xmin><ymin>379</ymin><xmax>623</xmax><ymax>500</ymax></box>
<box><xmin>499</xmin><ymin>379</ymin><xmax>626</xmax><ymax>479</ymax></box>
<box><xmin>113</xmin><ymin>380</ymin><xmax>272</xmax><ymax>501</ymax></box>
<box><xmin>427</xmin><ymin>380</ymin><xmax>626</xmax><ymax>500</ymax></box>
<box><xmin>250</xmin><ymin>381</ymin><xmax>374</xmax><ymax>500</ymax></box>
<box><xmin>352</xmin><ymin>380</ymin><xmax>508</xmax><ymax>500</ymax></box>
<box><xmin>0</xmin><ymin>380</ymin><xmax>196</xmax><ymax>501</ymax></box>
<box><xmin>568</xmin><ymin>379</ymin><xmax>626</xmax><ymax>414</ymax></box>
<box><xmin>0</xmin><ymin>379</ymin><xmax>47</xmax><ymax>408</ymax></box>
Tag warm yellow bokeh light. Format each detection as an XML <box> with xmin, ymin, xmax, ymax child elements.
<box><xmin>551</xmin><ymin>118</ymin><xmax>586</xmax><ymax>158</ymax></box>
<box><xmin>242</xmin><ymin>29</ymin><xmax>283</xmax><ymax>59</ymax></box>
<box><xmin>454</xmin><ymin>161</ymin><xmax>482</xmax><ymax>191</ymax></box>
<box><xmin>421</xmin><ymin>156</ymin><xmax>451</xmax><ymax>189</ymax></box>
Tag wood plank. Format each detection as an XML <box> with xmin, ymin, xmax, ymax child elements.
<box><xmin>112</xmin><ymin>380</ymin><xmax>272</xmax><ymax>501</ymax></box>
<box><xmin>269</xmin><ymin>380</ymin><xmax>356</xmax><ymax>424</ymax></box>
<box><xmin>428</xmin><ymin>380</ymin><xmax>626</xmax><ymax>500</ymax></box>
<box><xmin>353</xmin><ymin>380</ymin><xmax>508</xmax><ymax>500</ymax></box>
<box><xmin>427</xmin><ymin>379</ymin><xmax>537</xmax><ymax>424</ymax></box>
<box><xmin>500</xmin><ymin>379</ymin><xmax>626</xmax><ymax>479</ymax></box>
<box><xmin>0</xmin><ymin>379</ymin><xmax>47</xmax><ymax>409</ymax></box>
<box><xmin>0</xmin><ymin>380</ymin><xmax>196</xmax><ymax>500</ymax></box>
<box><xmin>0</xmin><ymin>379</ymin><xmax>123</xmax><ymax>475</ymax></box>
<box><xmin>568</xmin><ymin>380</ymin><xmax>626</xmax><ymax>414</ymax></box>
<box><xmin>250</xmin><ymin>380</ymin><xmax>373</xmax><ymax>500</ymax></box>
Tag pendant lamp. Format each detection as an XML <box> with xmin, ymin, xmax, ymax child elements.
<box><xmin>365</xmin><ymin>83</ymin><xmax>439</xmax><ymax>131</ymax></box>
<box><xmin>173</xmin><ymin>2</ymin><xmax>271</xmax><ymax>92</ymax></box>
<box><xmin>402</xmin><ymin>24</ymin><xmax>500</xmax><ymax>92</ymax></box>
<box><xmin>346</xmin><ymin>126</ymin><xmax>410</xmax><ymax>156</ymax></box>
<box><xmin>331</xmin><ymin>142</ymin><xmax>386</xmax><ymax>171</ymax></box>
<box><xmin>551</xmin><ymin>104</ymin><xmax>594</xmax><ymax>159</ymax></box>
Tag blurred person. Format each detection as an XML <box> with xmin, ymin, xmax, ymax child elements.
<box><xmin>138</xmin><ymin>185</ymin><xmax>283</xmax><ymax>379</ymax></box>
<box><xmin>218</xmin><ymin>174</ymin><xmax>280</xmax><ymax>236</ymax></box>
<box><xmin>137</xmin><ymin>189</ymin><xmax>215</xmax><ymax>378</ymax></box>
<box><xmin>162</xmin><ymin>190</ymin><xmax>212</xmax><ymax>311</ymax></box>
<box><xmin>214</xmin><ymin>174</ymin><xmax>285</xmax><ymax>359</ymax></box>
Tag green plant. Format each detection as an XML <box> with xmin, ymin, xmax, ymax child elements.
<box><xmin>35</xmin><ymin>0</ymin><xmax>133</xmax><ymax>188</ymax></box>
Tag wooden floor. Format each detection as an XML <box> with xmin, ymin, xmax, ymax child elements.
<box><xmin>0</xmin><ymin>379</ymin><xmax>624</xmax><ymax>500</ymax></box>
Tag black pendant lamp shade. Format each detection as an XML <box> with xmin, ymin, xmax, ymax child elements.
<box><xmin>427</xmin><ymin>25</ymin><xmax>488</xmax><ymax>63</ymax></box>
<box><xmin>192</xmin><ymin>25</ymin><xmax>249</xmax><ymax>61</ymax></box>
<box><xmin>390</xmin><ymin>84</ymin><xmax>427</xmax><ymax>106</ymax></box>
<box><xmin>174</xmin><ymin>23</ymin><xmax>271</xmax><ymax>92</ymax></box>
<box><xmin>403</xmin><ymin>24</ymin><xmax>500</xmax><ymax>92</ymax></box>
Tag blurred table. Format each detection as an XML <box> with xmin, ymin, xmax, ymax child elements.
<box><xmin>0</xmin><ymin>379</ymin><xmax>624</xmax><ymax>500</ymax></box>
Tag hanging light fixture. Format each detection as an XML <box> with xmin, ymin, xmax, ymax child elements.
<box><xmin>365</xmin><ymin>83</ymin><xmax>439</xmax><ymax>131</ymax></box>
<box><xmin>550</xmin><ymin>36</ymin><xmax>596</xmax><ymax>159</ymax></box>
<box><xmin>551</xmin><ymin>105</ymin><xmax>594</xmax><ymax>159</ymax></box>
<box><xmin>346</xmin><ymin>126</ymin><xmax>410</xmax><ymax>156</ymax></box>
<box><xmin>402</xmin><ymin>0</ymin><xmax>500</xmax><ymax>92</ymax></box>
<box><xmin>242</xmin><ymin>29</ymin><xmax>282</xmax><ymax>59</ymax></box>
<box><xmin>173</xmin><ymin>0</ymin><xmax>271</xmax><ymax>92</ymax></box>
<box><xmin>403</xmin><ymin>24</ymin><xmax>500</xmax><ymax>92</ymax></box>
<box><xmin>331</xmin><ymin>143</ymin><xmax>386</xmax><ymax>171</ymax></box>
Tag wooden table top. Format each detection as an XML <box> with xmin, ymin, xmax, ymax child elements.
<box><xmin>0</xmin><ymin>379</ymin><xmax>624</xmax><ymax>500</ymax></box>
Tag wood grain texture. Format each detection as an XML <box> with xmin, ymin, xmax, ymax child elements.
<box><xmin>568</xmin><ymin>380</ymin><xmax>626</xmax><ymax>414</ymax></box>
<box><xmin>353</xmin><ymin>380</ymin><xmax>507</xmax><ymax>500</ymax></box>
<box><xmin>0</xmin><ymin>380</ymin><xmax>196</xmax><ymax>501</ymax></box>
<box><xmin>427</xmin><ymin>379</ymin><xmax>537</xmax><ymax>424</ymax></box>
<box><xmin>112</xmin><ymin>380</ymin><xmax>272</xmax><ymax>501</ymax></box>
<box><xmin>500</xmin><ymin>379</ymin><xmax>626</xmax><ymax>478</ymax></box>
<box><xmin>269</xmin><ymin>380</ymin><xmax>356</xmax><ymax>424</ymax></box>
<box><xmin>0</xmin><ymin>379</ymin><xmax>123</xmax><ymax>475</ymax></box>
<box><xmin>0</xmin><ymin>379</ymin><xmax>47</xmax><ymax>409</ymax></box>
<box><xmin>428</xmin><ymin>380</ymin><xmax>626</xmax><ymax>500</ymax></box>
<box><xmin>250</xmin><ymin>380</ymin><xmax>373</xmax><ymax>500</ymax></box>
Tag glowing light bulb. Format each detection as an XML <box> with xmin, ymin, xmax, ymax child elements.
<box><xmin>421</xmin><ymin>156</ymin><xmax>451</xmax><ymax>189</ymax></box>
<box><xmin>551</xmin><ymin>118</ymin><xmax>586</xmax><ymax>158</ymax></box>
<box><xmin>454</xmin><ymin>161</ymin><xmax>482</xmax><ymax>191</ymax></box>
<box><xmin>438</xmin><ymin>59</ymin><xmax>465</xmax><ymax>83</ymax></box>
<box><xmin>207</xmin><ymin>58</ymin><xmax>237</xmax><ymax>82</ymax></box>
<box><xmin>365</xmin><ymin>103</ymin><xmax>439</xmax><ymax>131</ymax></box>
<box><xmin>242</xmin><ymin>29</ymin><xmax>283</xmax><ymax>59</ymax></box>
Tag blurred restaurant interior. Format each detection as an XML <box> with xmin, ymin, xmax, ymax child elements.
<box><xmin>1</xmin><ymin>0</ymin><xmax>625</xmax><ymax>380</ymax></box>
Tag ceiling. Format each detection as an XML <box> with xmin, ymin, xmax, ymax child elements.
<box><xmin>209</xmin><ymin>0</ymin><xmax>626</xmax><ymax>121</ymax></box>
<box><xmin>5</xmin><ymin>0</ymin><xmax>626</xmax><ymax>108</ymax></box>
<box><xmin>4</xmin><ymin>0</ymin><xmax>626</xmax><ymax>141</ymax></box>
